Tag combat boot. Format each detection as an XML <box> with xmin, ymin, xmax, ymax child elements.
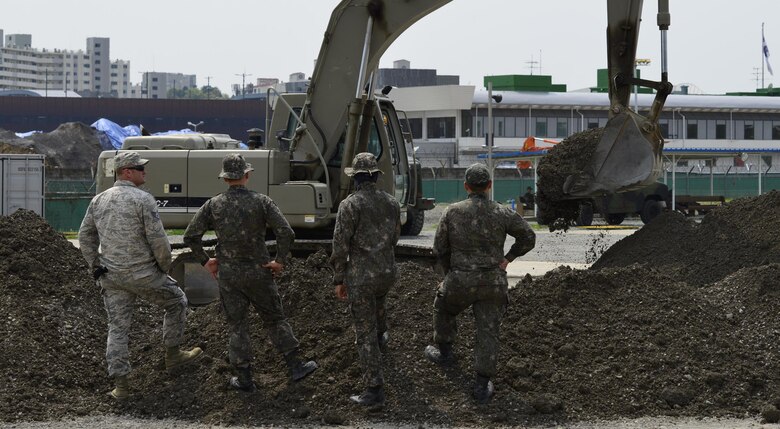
<box><xmin>109</xmin><ymin>375</ymin><xmax>129</xmax><ymax>399</ymax></box>
<box><xmin>424</xmin><ymin>343</ymin><xmax>455</xmax><ymax>366</ymax></box>
<box><xmin>165</xmin><ymin>346</ymin><xmax>203</xmax><ymax>370</ymax></box>
<box><xmin>349</xmin><ymin>385</ymin><xmax>385</xmax><ymax>406</ymax></box>
<box><xmin>283</xmin><ymin>349</ymin><xmax>318</xmax><ymax>382</ymax></box>
<box><xmin>229</xmin><ymin>365</ymin><xmax>256</xmax><ymax>393</ymax></box>
<box><xmin>473</xmin><ymin>373</ymin><xmax>495</xmax><ymax>404</ymax></box>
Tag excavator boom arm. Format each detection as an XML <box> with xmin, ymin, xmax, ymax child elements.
<box><xmin>293</xmin><ymin>0</ymin><xmax>452</xmax><ymax>166</ymax></box>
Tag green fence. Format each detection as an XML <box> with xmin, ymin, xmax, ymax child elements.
<box><xmin>45</xmin><ymin>180</ymin><xmax>95</xmax><ymax>232</ymax></box>
<box><xmin>422</xmin><ymin>173</ymin><xmax>780</xmax><ymax>204</ymax></box>
<box><xmin>40</xmin><ymin>174</ymin><xmax>780</xmax><ymax>232</ymax></box>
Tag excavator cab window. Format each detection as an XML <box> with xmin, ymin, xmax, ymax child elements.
<box><xmin>279</xmin><ymin>107</ymin><xmax>302</xmax><ymax>147</ymax></box>
<box><xmin>382</xmin><ymin>112</ymin><xmax>399</xmax><ymax>167</ymax></box>
<box><xmin>327</xmin><ymin>118</ymin><xmax>383</xmax><ymax>168</ymax></box>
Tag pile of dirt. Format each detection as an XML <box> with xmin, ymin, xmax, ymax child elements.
<box><xmin>593</xmin><ymin>191</ymin><xmax>780</xmax><ymax>286</ymax></box>
<box><xmin>0</xmin><ymin>210</ymin><xmax>109</xmax><ymax>420</ymax></box>
<box><xmin>536</xmin><ymin>128</ymin><xmax>603</xmax><ymax>231</ymax></box>
<box><xmin>0</xmin><ymin>122</ymin><xmax>102</xmax><ymax>180</ymax></box>
<box><xmin>5</xmin><ymin>196</ymin><xmax>780</xmax><ymax>426</ymax></box>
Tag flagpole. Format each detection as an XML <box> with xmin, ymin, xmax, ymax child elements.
<box><xmin>763</xmin><ymin>23</ymin><xmax>766</xmax><ymax>89</ymax></box>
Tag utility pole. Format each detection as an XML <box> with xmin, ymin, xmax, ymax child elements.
<box><xmin>205</xmin><ymin>76</ymin><xmax>213</xmax><ymax>100</ymax></box>
<box><xmin>235</xmin><ymin>72</ymin><xmax>253</xmax><ymax>96</ymax></box>
<box><xmin>753</xmin><ymin>67</ymin><xmax>762</xmax><ymax>89</ymax></box>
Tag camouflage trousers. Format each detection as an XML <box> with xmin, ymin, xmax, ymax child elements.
<box><xmin>100</xmin><ymin>270</ymin><xmax>188</xmax><ymax>377</ymax></box>
<box><xmin>348</xmin><ymin>279</ymin><xmax>393</xmax><ymax>388</ymax></box>
<box><xmin>432</xmin><ymin>270</ymin><xmax>508</xmax><ymax>378</ymax></box>
<box><xmin>218</xmin><ymin>264</ymin><xmax>299</xmax><ymax>368</ymax></box>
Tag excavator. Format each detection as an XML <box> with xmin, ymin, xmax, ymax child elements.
<box><xmin>94</xmin><ymin>0</ymin><xmax>672</xmax><ymax>304</ymax></box>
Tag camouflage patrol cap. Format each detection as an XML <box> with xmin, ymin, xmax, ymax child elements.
<box><xmin>114</xmin><ymin>151</ymin><xmax>149</xmax><ymax>170</ymax></box>
<box><xmin>218</xmin><ymin>153</ymin><xmax>254</xmax><ymax>179</ymax></box>
<box><xmin>344</xmin><ymin>152</ymin><xmax>382</xmax><ymax>177</ymax></box>
<box><xmin>465</xmin><ymin>163</ymin><xmax>491</xmax><ymax>187</ymax></box>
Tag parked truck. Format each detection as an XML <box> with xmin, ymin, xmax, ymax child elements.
<box><xmin>576</xmin><ymin>182</ymin><xmax>671</xmax><ymax>226</ymax></box>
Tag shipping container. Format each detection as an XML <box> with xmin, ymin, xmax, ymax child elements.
<box><xmin>1</xmin><ymin>154</ymin><xmax>45</xmax><ymax>216</ymax></box>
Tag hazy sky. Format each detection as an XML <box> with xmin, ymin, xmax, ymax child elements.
<box><xmin>3</xmin><ymin>0</ymin><xmax>778</xmax><ymax>95</ymax></box>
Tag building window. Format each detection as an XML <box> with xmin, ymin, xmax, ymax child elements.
<box><xmin>94</xmin><ymin>43</ymin><xmax>101</xmax><ymax>48</ymax></box>
<box><xmin>556</xmin><ymin>119</ymin><xmax>568</xmax><ymax>137</ymax></box>
<box><xmin>687</xmin><ymin>121</ymin><xmax>698</xmax><ymax>139</ymax></box>
<box><xmin>744</xmin><ymin>122</ymin><xmax>754</xmax><ymax>140</ymax></box>
<box><xmin>772</xmin><ymin>124</ymin><xmax>780</xmax><ymax>140</ymax></box>
<box><xmin>495</xmin><ymin>117</ymin><xmax>505</xmax><ymax>137</ymax></box>
<box><xmin>535</xmin><ymin>119</ymin><xmax>547</xmax><ymax>137</ymax></box>
<box><xmin>715</xmin><ymin>121</ymin><xmax>727</xmax><ymax>139</ymax></box>
<box><xmin>660</xmin><ymin>122</ymin><xmax>669</xmax><ymax>139</ymax></box>
<box><xmin>152</xmin><ymin>77</ymin><xmax>158</xmax><ymax>82</ymax></box>
<box><xmin>587</xmin><ymin>121</ymin><xmax>599</xmax><ymax>130</ymax></box>
<box><xmin>427</xmin><ymin>117</ymin><xmax>455</xmax><ymax>139</ymax></box>
<box><xmin>407</xmin><ymin>118</ymin><xmax>422</xmax><ymax>139</ymax></box>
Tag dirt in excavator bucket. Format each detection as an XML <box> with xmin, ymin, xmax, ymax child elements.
<box><xmin>7</xmin><ymin>193</ymin><xmax>780</xmax><ymax>426</ymax></box>
<box><xmin>536</xmin><ymin>127</ymin><xmax>603</xmax><ymax>230</ymax></box>
<box><xmin>562</xmin><ymin>112</ymin><xmax>661</xmax><ymax>198</ymax></box>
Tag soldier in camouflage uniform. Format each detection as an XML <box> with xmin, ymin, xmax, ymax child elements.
<box><xmin>330</xmin><ymin>152</ymin><xmax>401</xmax><ymax>407</ymax></box>
<box><xmin>184</xmin><ymin>153</ymin><xmax>318</xmax><ymax>392</ymax></box>
<box><xmin>424</xmin><ymin>163</ymin><xmax>536</xmax><ymax>404</ymax></box>
<box><xmin>78</xmin><ymin>151</ymin><xmax>203</xmax><ymax>400</ymax></box>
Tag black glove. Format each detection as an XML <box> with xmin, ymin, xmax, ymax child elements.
<box><xmin>93</xmin><ymin>266</ymin><xmax>108</xmax><ymax>280</ymax></box>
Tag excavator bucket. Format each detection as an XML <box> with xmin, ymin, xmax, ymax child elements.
<box><xmin>169</xmin><ymin>252</ymin><xmax>219</xmax><ymax>306</ymax></box>
<box><xmin>563</xmin><ymin>0</ymin><xmax>671</xmax><ymax>198</ymax></box>
<box><xmin>562</xmin><ymin>110</ymin><xmax>662</xmax><ymax>197</ymax></box>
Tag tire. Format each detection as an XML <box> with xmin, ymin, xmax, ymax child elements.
<box><xmin>640</xmin><ymin>199</ymin><xmax>663</xmax><ymax>224</ymax></box>
<box><xmin>576</xmin><ymin>203</ymin><xmax>593</xmax><ymax>226</ymax></box>
<box><xmin>400</xmin><ymin>207</ymin><xmax>425</xmax><ymax>236</ymax></box>
<box><xmin>605</xmin><ymin>213</ymin><xmax>625</xmax><ymax>225</ymax></box>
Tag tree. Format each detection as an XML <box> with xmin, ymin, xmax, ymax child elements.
<box><xmin>166</xmin><ymin>86</ymin><xmax>229</xmax><ymax>100</ymax></box>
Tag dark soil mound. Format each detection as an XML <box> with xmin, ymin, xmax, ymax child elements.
<box><xmin>5</xmin><ymin>205</ymin><xmax>780</xmax><ymax>426</ymax></box>
<box><xmin>536</xmin><ymin>128</ymin><xmax>603</xmax><ymax>231</ymax></box>
<box><xmin>0</xmin><ymin>210</ymin><xmax>108</xmax><ymax>420</ymax></box>
<box><xmin>593</xmin><ymin>191</ymin><xmax>780</xmax><ymax>285</ymax></box>
<box><xmin>0</xmin><ymin>123</ymin><xmax>102</xmax><ymax>180</ymax></box>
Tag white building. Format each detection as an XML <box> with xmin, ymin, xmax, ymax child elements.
<box><xmin>390</xmin><ymin>84</ymin><xmax>780</xmax><ymax>172</ymax></box>
<box><xmin>0</xmin><ymin>30</ymin><xmax>131</xmax><ymax>98</ymax></box>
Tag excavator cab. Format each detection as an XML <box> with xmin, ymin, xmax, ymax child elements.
<box><xmin>563</xmin><ymin>0</ymin><xmax>673</xmax><ymax>197</ymax></box>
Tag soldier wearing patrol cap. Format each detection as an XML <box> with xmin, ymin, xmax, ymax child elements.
<box><xmin>79</xmin><ymin>151</ymin><xmax>203</xmax><ymax>400</ymax></box>
<box><xmin>330</xmin><ymin>152</ymin><xmax>401</xmax><ymax>407</ymax></box>
<box><xmin>424</xmin><ymin>162</ymin><xmax>536</xmax><ymax>404</ymax></box>
<box><xmin>184</xmin><ymin>153</ymin><xmax>317</xmax><ymax>392</ymax></box>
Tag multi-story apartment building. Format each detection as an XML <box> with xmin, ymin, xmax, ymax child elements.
<box><xmin>0</xmin><ymin>30</ymin><xmax>130</xmax><ymax>98</ymax></box>
<box><xmin>140</xmin><ymin>72</ymin><xmax>197</xmax><ymax>99</ymax></box>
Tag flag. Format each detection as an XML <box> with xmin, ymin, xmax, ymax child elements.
<box><xmin>764</xmin><ymin>24</ymin><xmax>774</xmax><ymax>76</ymax></box>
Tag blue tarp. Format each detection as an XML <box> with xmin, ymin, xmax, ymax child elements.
<box><xmin>90</xmin><ymin>118</ymin><xmax>248</xmax><ymax>150</ymax></box>
<box><xmin>91</xmin><ymin>118</ymin><xmax>142</xmax><ymax>150</ymax></box>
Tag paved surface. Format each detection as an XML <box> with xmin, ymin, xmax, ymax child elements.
<box><xmin>69</xmin><ymin>221</ymin><xmax>639</xmax><ymax>284</ymax></box>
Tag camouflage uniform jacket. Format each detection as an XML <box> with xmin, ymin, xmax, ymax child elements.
<box><xmin>78</xmin><ymin>180</ymin><xmax>171</xmax><ymax>277</ymax></box>
<box><xmin>330</xmin><ymin>182</ymin><xmax>401</xmax><ymax>286</ymax></box>
<box><xmin>434</xmin><ymin>192</ymin><xmax>535</xmax><ymax>275</ymax></box>
<box><xmin>184</xmin><ymin>185</ymin><xmax>294</xmax><ymax>266</ymax></box>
